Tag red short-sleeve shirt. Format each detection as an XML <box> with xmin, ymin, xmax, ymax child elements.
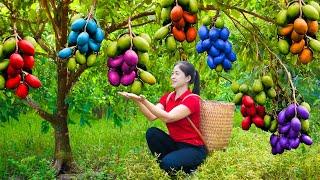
<box><xmin>158</xmin><ymin>89</ymin><xmax>204</xmax><ymax>146</ymax></box>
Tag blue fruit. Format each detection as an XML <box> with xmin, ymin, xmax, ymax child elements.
<box><xmin>208</xmin><ymin>45</ymin><xmax>220</xmax><ymax>57</ymax></box>
<box><xmin>58</xmin><ymin>47</ymin><xmax>72</xmax><ymax>59</ymax></box>
<box><xmin>209</xmin><ymin>28</ymin><xmax>219</xmax><ymax>41</ymax></box>
<box><xmin>213</xmin><ymin>39</ymin><xmax>225</xmax><ymax>50</ymax></box>
<box><xmin>207</xmin><ymin>56</ymin><xmax>216</xmax><ymax>69</ymax></box>
<box><xmin>86</xmin><ymin>19</ymin><xmax>98</xmax><ymax>35</ymax></box>
<box><xmin>224</xmin><ymin>41</ymin><xmax>232</xmax><ymax>54</ymax></box>
<box><xmin>78</xmin><ymin>43</ymin><xmax>89</xmax><ymax>54</ymax></box>
<box><xmin>89</xmin><ymin>39</ymin><xmax>101</xmax><ymax>52</ymax></box>
<box><xmin>198</xmin><ymin>25</ymin><xmax>209</xmax><ymax>40</ymax></box>
<box><xmin>71</xmin><ymin>18</ymin><xmax>86</xmax><ymax>32</ymax></box>
<box><xmin>222</xmin><ymin>59</ymin><xmax>232</xmax><ymax>70</ymax></box>
<box><xmin>196</xmin><ymin>41</ymin><xmax>205</xmax><ymax>53</ymax></box>
<box><xmin>220</xmin><ymin>27</ymin><xmax>230</xmax><ymax>41</ymax></box>
<box><xmin>77</xmin><ymin>32</ymin><xmax>89</xmax><ymax>46</ymax></box>
<box><xmin>68</xmin><ymin>31</ymin><xmax>79</xmax><ymax>46</ymax></box>
<box><xmin>213</xmin><ymin>54</ymin><xmax>225</xmax><ymax>64</ymax></box>
<box><xmin>226</xmin><ymin>51</ymin><xmax>237</xmax><ymax>62</ymax></box>
<box><xmin>202</xmin><ymin>39</ymin><xmax>211</xmax><ymax>51</ymax></box>
<box><xmin>94</xmin><ymin>28</ymin><xmax>104</xmax><ymax>43</ymax></box>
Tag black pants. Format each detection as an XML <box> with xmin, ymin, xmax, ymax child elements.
<box><xmin>146</xmin><ymin>127</ymin><xmax>207</xmax><ymax>174</ymax></box>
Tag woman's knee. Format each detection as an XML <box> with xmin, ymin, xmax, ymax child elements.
<box><xmin>145</xmin><ymin>127</ymin><xmax>161</xmax><ymax>141</ymax></box>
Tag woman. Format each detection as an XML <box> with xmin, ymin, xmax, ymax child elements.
<box><xmin>118</xmin><ymin>61</ymin><xmax>207</xmax><ymax>174</ymax></box>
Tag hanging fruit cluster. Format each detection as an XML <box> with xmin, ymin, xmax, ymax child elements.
<box><xmin>196</xmin><ymin>17</ymin><xmax>237</xmax><ymax>72</ymax></box>
<box><xmin>0</xmin><ymin>36</ymin><xmax>41</xmax><ymax>99</ymax></box>
<box><xmin>270</xmin><ymin>102</ymin><xmax>312</xmax><ymax>155</ymax></box>
<box><xmin>276</xmin><ymin>1</ymin><xmax>320</xmax><ymax>64</ymax></box>
<box><xmin>105</xmin><ymin>19</ymin><xmax>156</xmax><ymax>95</ymax></box>
<box><xmin>154</xmin><ymin>0</ymin><xmax>198</xmax><ymax>47</ymax></box>
<box><xmin>58</xmin><ymin>14</ymin><xmax>105</xmax><ymax>70</ymax></box>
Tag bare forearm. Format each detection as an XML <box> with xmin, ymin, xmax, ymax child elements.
<box><xmin>141</xmin><ymin>99</ymin><xmax>170</xmax><ymax>121</ymax></box>
<box><xmin>135</xmin><ymin>101</ymin><xmax>157</xmax><ymax>121</ymax></box>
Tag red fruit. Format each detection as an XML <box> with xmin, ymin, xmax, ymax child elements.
<box><xmin>242</xmin><ymin>117</ymin><xmax>252</xmax><ymax>130</ymax></box>
<box><xmin>241</xmin><ymin>104</ymin><xmax>248</xmax><ymax>117</ymax></box>
<box><xmin>15</xmin><ymin>83</ymin><xmax>29</xmax><ymax>99</ymax></box>
<box><xmin>25</xmin><ymin>74</ymin><xmax>41</xmax><ymax>88</ymax></box>
<box><xmin>10</xmin><ymin>53</ymin><xmax>24</xmax><ymax>69</ymax></box>
<box><xmin>252</xmin><ymin>116</ymin><xmax>264</xmax><ymax>128</ymax></box>
<box><xmin>7</xmin><ymin>65</ymin><xmax>22</xmax><ymax>77</ymax></box>
<box><xmin>174</xmin><ymin>18</ymin><xmax>185</xmax><ymax>30</ymax></box>
<box><xmin>246</xmin><ymin>105</ymin><xmax>256</xmax><ymax>117</ymax></box>
<box><xmin>183</xmin><ymin>11</ymin><xmax>197</xmax><ymax>24</ymax></box>
<box><xmin>170</xmin><ymin>5</ymin><xmax>183</xmax><ymax>22</ymax></box>
<box><xmin>172</xmin><ymin>27</ymin><xmax>186</xmax><ymax>42</ymax></box>
<box><xmin>186</xmin><ymin>27</ymin><xmax>197</xmax><ymax>42</ymax></box>
<box><xmin>256</xmin><ymin>105</ymin><xmax>266</xmax><ymax>118</ymax></box>
<box><xmin>18</xmin><ymin>40</ymin><xmax>35</xmax><ymax>56</ymax></box>
<box><xmin>5</xmin><ymin>75</ymin><xmax>21</xmax><ymax>89</ymax></box>
<box><xmin>242</xmin><ymin>95</ymin><xmax>254</xmax><ymax>107</ymax></box>
<box><xmin>23</xmin><ymin>55</ymin><xmax>35</xmax><ymax>70</ymax></box>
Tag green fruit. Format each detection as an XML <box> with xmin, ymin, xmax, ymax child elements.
<box><xmin>215</xmin><ymin>18</ymin><xmax>224</xmax><ymax>28</ymax></box>
<box><xmin>161</xmin><ymin>8</ymin><xmax>171</xmax><ymax>22</ymax></box>
<box><xmin>3</xmin><ymin>37</ymin><xmax>16</xmax><ymax>56</ymax></box>
<box><xmin>301</xmin><ymin>102</ymin><xmax>311</xmax><ymax>112</ymax></box>
<box><xmin>255</xmin><ymin>91</ymin><xmax>266</xmax><ymax>105</ymax></box>
<box><xmin>301</xmin><ymin>119</ymin><xmax>310</xmax><ymax>133</ymax></box>
<box><xmin>133</xmin><ymin>36</ymin><xmax>150</xmax><ymax>52</ymax></box>
<box><xmin>269</xmin><ymin>120</ymin><xmax>278</xmax><ymax>133</ymax></box>
<box><xmin>117</xmin><ymin>34</ymin><xmax>131</xmax><ymax>51</ymax></box>
<box><xmin>189</xmin><ymin>0</ymin><xmax>198</xmax><ymax>13</ymax></box>
<box><xmin>178</xmin><ymin>0</ymin><xmax>189</xmax><ymax>6</ymax></box>
<box><xmin>70</xmin><ymin>13</ymin><xmax>84</xmax><ymax>24</ymax></box>
<box><xmin>24</xmin><ymin>36</ymin><xmax>38</xmax><ymax>48</ymax></box>
<box><xmin>138</xmin><ymin>52</ymin><xmax>150</xmax><ymax>68</ymax></box>
<box><xmin>140</xmin><ymin>33</ymin><xmax>152</xmax><ymax>45</ymax></box>
<box><xmin>0</xmin><ymin>75</ymin><xmax>5</xmax><ymax>89</ymax></box>
<box><xmin>310</xmin><ymin>1</ymin><xmax>320</xmax><ymax>14</ymax></box>
<box><xmin>266</xmin><ymin>88</ymin><xmax>277</xmax><ymax>98</ymax></box>
<box><xmin>154</xmin><ymin>26</ymin><xmax>170</xmax><ymax>40</ymax></box>
<box><xmin>166</xmin><ymin>36</ymin><xmax>176</xmax><ymax>51</ymax></box>
<box><xmin>302</xmin><ymin>5</ymin><xmax>319</xmax><ymax>20</ymax></box>
<box><xmin>261</xmin><ymin>75</ymin><xmax>274</xmax><ymax>88</ymax></box>
<box><xmin>287</xmin><ymin>2</ymin><xmax>300</xmax><ymax>19</ymax></box>
<box><xmin>231</xmin><ymin>81</ymin><xmax>240</xmax><ymax>94</ymax></box>
<box><xmin>131</xmin><ymin>79</ymin><xmax>143</xmax><ymax>95</ymax></box>
<box><xmin>160</xmin><ymin>0</ymin><xmax>174</xmax><ymax>7</ymax></box>
<box><xmin>75</xmin><ymin>50</ymin><xmax>86</xmax><ymax>64</ymax></box>
<box><xmin>276</xmin><ymin>10</ymin><xmax>288</xmax><ymax>26</ymax></box>
<box><xmin>253</xmin><ymin>79</ymin><xmax>264</xmax><ymax>93</ymax></box>
<box><xmin>239</xmin><ymin>84</ymin><xmax>248</xmax><ymax>93</ymax></box>
<box><xmin>87</xmin><ymin>54</ymin><xmax>97</xmax><ymax>67</ymax></box>
<box><xmin>139</xmin><ymin>70</ymin><xmax>156</xmax><ymax>85</ymax></box>
<box><xmin>67</xmin><ymin>57</ymin><xmax>77</xmax><ymax>71</ymax></box>
<box><xmin>264</xmin><ymin>115</ymin><xmax>272</xmax><ymax>129</ymax></box>
<box><xmin>201</xmin><ymin>16</ymin><xmax>211</xmax><ymax>26</ymax></box>
<box><xmin>106</xmin><ymin>41</ymin><xmax>118</xmax><ymax>57</ymax></box>
<box><xmin>278</xmin><ymin>39</ymin><xmax>290</xmax><ymax>55</ymax></box>
<box><xmin>233</xmin><ymin>93</ymin><xmax>243</xmax><ymax>105</ymax></box>
<box><xmin>215</xmin><ymin>64</ymin><xmax>223</xmax><ymax>72</ymax></box>
<box><xmin>0</xmin><ymin>59</ymin><xmax>10</xmax><ymax>71</ymax></box>
<box><xmin>0</xmin><ymin>45</ymin><xmax>3</xmax><ymax>60</ymax></box>
<box><xmin>309</xmin><ymin>38</ymin><xmax>320</xmax><ymax>52</ymax></box>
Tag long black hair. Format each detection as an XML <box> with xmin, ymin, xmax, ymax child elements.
<box><xmin>174</xmin><ymin>61</ymin><xmax>200</xmax><ymax>95</ymax></box>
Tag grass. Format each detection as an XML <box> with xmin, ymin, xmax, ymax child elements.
<box><xmin>0</xmin><ymin>111</ymin><xmax>320</xmax><ymax>179</ymax></box>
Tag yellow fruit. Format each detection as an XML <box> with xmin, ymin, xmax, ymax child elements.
<box><xmin>294</xmin><ymin>18</ymin><xmax>308</xmax><ymax>35</ymax></box>
<box><xmin>298</xmin><ymin>48</ymin><xmax>313</xmax><ymax>64</ymax></box>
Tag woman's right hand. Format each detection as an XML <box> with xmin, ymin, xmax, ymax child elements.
<box><xmin>118</xmin><ymin>92</ymin><xmax>143</xmax><ymax>102</ymax></box>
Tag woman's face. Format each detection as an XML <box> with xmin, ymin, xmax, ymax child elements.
<box><xmin>171</xmin><ymin>65</ymin><xmax>191</xmax><ymax>88</ymax></box>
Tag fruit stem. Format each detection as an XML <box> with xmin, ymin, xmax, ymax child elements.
<box><xmin>84</xmin><ymin>1</ymin><xmax>96</xmax><ymax>33</ymax></box>
<box><xmin>128</xmin><ymin>17</ymin><xmax>133</xmax><ymax>49</ymax></box>
<box><xmin>13</xmin><ymin>21</ymin><xmax>19</xmax><ymax>53</ymax></box>
<box><xmin>175</xmin><ymin>0</ymin><xmax>178</xmax><ymax>6</ymax></box>
<box><xmin>298</xmin><ymin>0</ymin><xmax>302</xmax><ymax>18</ymax></box>
<box><xmin>218</xmin><ymin>73</ymin><xmax>232</xmax><ymax>83</ymax></box>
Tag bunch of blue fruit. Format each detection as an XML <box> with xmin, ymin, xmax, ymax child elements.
<box><xmin>270</xmin><ymin>102</ymin><xmax>312</xmax><ymax>155</ymax></box>
<box><xmin>58</xmin><ymin>15</ymin><xmax>105</xmax><ymax>70</ymax></box>
<box><xmin>196</xmin><ymin>21</ymin><xmax>237</xmax><ymax>72</ymax></box>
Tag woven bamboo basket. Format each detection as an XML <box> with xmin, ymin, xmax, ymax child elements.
<box><xmin>199</xmin><ymin>100</ymin><xmax>235</xmax><ymax>152</ymax></box>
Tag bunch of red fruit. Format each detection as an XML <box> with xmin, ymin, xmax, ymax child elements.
<box><xmin>2</xmin><ymin>38</ymin><xmax>41</xmax><ymax>99</ymax></box>
<box><xmin>241</xmin><ymin>95</ymin><xmax>266</xmax><ymax>130</ymax></box>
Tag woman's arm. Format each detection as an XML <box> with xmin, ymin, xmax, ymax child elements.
<box><xmin>135</xmin><ymin>101</ymin><xmax>164</xmax><ymax>121</ymax></box>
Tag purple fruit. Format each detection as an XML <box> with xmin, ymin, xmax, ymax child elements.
<box><xmin>289</xmin><ymin>138</ymin><xmax>300</xmax><ymax>149</ymax></box>
<box><xmin>123</xmin><ymin>50</ymin><xmax>138</xmax><ymax>66</ymax></box>
<box><xmin>107</xmin><ymin>55</ymin><xmax>124</xmax><ymax>68</ymax></box>
<box><xmin>271</xmin><ymin>147</ymin><xmax>277</xmax><ymax>155</ymax></box>
<box><xmin>277</xmin><ymin>109</ymin><xmax>286</xmax><ymax>125</ymax></box>
<box><xmin>291</xmin><ymin>117</ymin><xmax>301</xmax><ymax>132</ymax></box>
<box><xmin>288</xmin><ymin>128</ymin><xmax>299</xmax><ymax>138</ymax></box>
<box><xmin>279</xmin><ymin>136</ymin><xmax>288</xmax><ymax>149</ymax></box>
<box><xmin>285</xmin><ymin>104</ymin><xmax>297</xmax><ymax>119</ymax></box>
<box><xmin>120</xmin><ymin>71</ymin><xmax>136</xmax><ymax>86</ymax></box>
<box><xmin>297</xmin><ymin>105</ymin><xmax>310</xmax><ymax>119</ymax></box>
<box><xmin>270</xmin><ymin>134</ymin><xmax>279</xmax><ymax>147</ymax></box>
<box><xmin>108</xmin><ymin>70</ymin><xmax>120</xmax><ymax>86</ymax></box>
<box><xmin>121</xmin><ymin>62</ymin><xmax>136</xmax><ymax>74</ymax></box>
<box><xmin>300</xmin><ymin>134</ymin><xmax>313</xmax><ymax>145</ymax></box>
<box><xmin>278</xmin><ymin>122</ymin><xmax>290</xmax><ymax>134</ymax></box>
<box><xmin>276</xmin><ymin>142</ymin><xmax>284</xmax><ymax>154</ymax></box>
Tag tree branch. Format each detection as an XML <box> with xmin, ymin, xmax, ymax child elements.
<box><xmin>42</xmin><ymin>0</ymin><xmax>61</xmax><ymax>43</ymax></box>
<box><xmin>24</xmin><ymin>97</ymin><xmax>56</xmax><ymax>123</ymax></box>
<box><xmin>66</xmin><ymin>64</ymin><xmax>87</xmax><ymax>95</ymax></box>
<box><xmin>115</xmin><ymin>19</ymin><xmax>155</xmax><ymax>31</ymax></box>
